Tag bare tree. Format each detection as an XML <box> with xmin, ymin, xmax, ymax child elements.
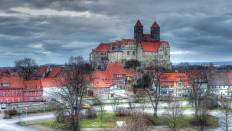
<box><xmin>14</xmin><ymin>58</ymin><xmax>38</xmax><ymax>80</ymax></box>
<box><xmin>53</xmin><ymin>56</ymin><xmax>93</xmax><ymax>131</ymax></box>
<box><xmin>186</xmin><ymin>70</ymin><xmax>208</xmax><ymax>118</ymax></box>
<box><xmin>163</xmin><ymin>96</ymin><xmax>185</xmax><ymax>131</ymax></box>
<box><xmin>219</xmin><ymin>98</ymin><xmax>232</xmax><ymax>131</ymax></box>
<box><xmin>134</xmin><ymin>59</ymin><xmax>168</xmax><ymax>118</ymax></box>
<box><xmin>195</xmin><ymin>99</ymin><xmax>211</xmax><ymax>131</ymax></box>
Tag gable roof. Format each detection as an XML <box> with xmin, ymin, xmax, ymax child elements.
<box><xmin>135</xmin><ymin>20</ymin><xmax>143</xmax><ymax>26</ymax></box>
<box><xmin>48</xmin><ymin>66</ymin><xmax>63</xmax><ymax>78</ymax></box>
<box><xmin>0</xmin><ymin>77</ymin><xmax>24</xmax><ymax>89</ymax></box>
<box><xmin>160</xmin><ymin>73</ymin><xmax>188</xmax><ymax>86</ymax></box>
<box><xmin>141</xmin><ymin>41</ymin><xmax>169</xmax><ymax>52</ymax></box>
<box><xmin>37</xmin><ymin>66</ymin><xmax>49</xmax><ymax>77</ymax></box>
<box><xmin>123</xmin><ymin>39</ymin><xmax>136</xmax><ymax>45</ymax></box>
<box><xmin>92</xmin><ymin>71</ymin><xmax>112</xmax><ymax>88</ymax></box>
<box><xmin>151</xmin><ymin>21</ymin><xmax>160</xmax><ymax>28</ymax></box>
<box><xmin>107</xmin><ymin>63</ymin><xmax>126</xmax><ymax>75</ymax></box>
<box><xmin>23</xmin><ymin>80</ymin><xmax>42</xmax><ymax>91</ymax></box>
<box><xmin>93</xmin><ymin>43</ymin><xmax>110</xmax><ymax>52</ymax></box>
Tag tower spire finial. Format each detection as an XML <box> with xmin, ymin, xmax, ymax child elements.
<box><xmin>138</xmin><ymin>17</ymin><xmax>139</xmax><ymax>20</ymax></box>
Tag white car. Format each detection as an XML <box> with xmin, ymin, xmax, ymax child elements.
<box><xmin>1</xmin><ymin>103</ymin><xmax>6</xmax><ymax>109</ymax></box>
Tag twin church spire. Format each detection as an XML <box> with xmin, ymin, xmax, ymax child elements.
<box><xmin>134</xmin><ymin>20</ymin><xmax>160</xmax><ymax>44</ymax></box>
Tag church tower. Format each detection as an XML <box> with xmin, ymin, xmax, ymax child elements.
<box><xmin>134</xmin><ymin>20</ymin><xmax>143</xmax><ymax>44</ymax></box>
<box><xmin>150</xmin><ymin>21</ymin><xmax>160</xmax><ymax>42</ymax></box>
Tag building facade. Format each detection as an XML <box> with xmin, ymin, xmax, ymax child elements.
<box><xmin>90</xmin><ymin>20</ymin><xmax>171</xmax><ymax>70</ymax></box>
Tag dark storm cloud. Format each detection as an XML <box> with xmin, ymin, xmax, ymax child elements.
<box><xmin>0</xmin><ymin>0</ymin><xmax>232</xmax><ymax>66</ymax></box>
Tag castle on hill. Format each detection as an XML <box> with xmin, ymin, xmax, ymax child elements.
<box><xmin>90</xmin><ymin>20</ymin><xmax>171</xmax><ymax>70</ymax></box>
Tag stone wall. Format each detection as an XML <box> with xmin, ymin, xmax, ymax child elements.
<box><xmin>7</xmin><ymin>101</ymin><xmax>60</xmax><ymax>114</ymax></box>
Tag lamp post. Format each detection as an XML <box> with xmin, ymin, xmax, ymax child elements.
<box><xmin>25</xmin><ymin>107</ymin><xmax>27</xmax><ymax>124</ymax></box>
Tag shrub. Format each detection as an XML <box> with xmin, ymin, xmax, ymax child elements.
<box><xmin>115</xmin><ymin>107</ymin><xmax>130</xmax><ymax>116</ymax></box>
<box><xmin>85</xmin><ymin>107</ymin><xmax>97</xmax><ymax>118</ymax></box>
<box><xmin>4</xmin><ymin>109</ymin><xmax>17</xmax><ymax>116</ymax></box>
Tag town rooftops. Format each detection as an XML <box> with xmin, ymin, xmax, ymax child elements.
<box><xmin>143</xmin><ymin>34</ymin><xmax>152</xmax><ymax>39</ymax></box>
<box><xmin>107</xmin><ymin>62</ymin><xmax>126</xmax><ymax>75</ymax></box>
<box><xmin>141</xmin><ymin>41</ymin><xmax>169</xmax><ymax>52</ymax></box>
<box><xmin>135</xmin><ymin>20</ymin><xmax>143</xmax><ymax>26</ymax></box>
<box><xmin>207</xmin><ymin>73</ymin><xmax>232</xmax><ymax>86</ymax></box>
<box><xmin>41</xmin><ymin>77</ymin><xmax>64</xmax><ymax>87</ymax></box>
<box><xmin>93</xmin><ymin>43</ymin><xmax>110</xmax><ymax>52</ymax></box>
<box><xmin>116</xmin><ymin>41</ymin><xmax>122</xmax><ymax>46</ymax></box>
<box><xmin>0</xmin><ymin>77</ymin><xmax>24</xmax><ymax>89</ymax></box>
<box><xmin>125</xmin><ymin>70</ymin><xmax>137</xmax><ymax>77</ymax></box>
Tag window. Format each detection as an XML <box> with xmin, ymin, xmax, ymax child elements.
<box><xmin>37</xmin><ymin>96</ymin><xmax>39</xmax><ymax>99</ymax></box>
<box><xmin>30</xmin><ymin>92</ymin><xmax>32</xmax><ymax>94</ymax></box>
<box><xmin>38</xmin><ymin>91</ymin><xmax>41</xmax><ymax>94</ymax></box>
<box><xmin>127</xmin><ymin>51</ymin><xmax>130</xmax><ymax>55</ymax></box>
<box><xmin>27</xmin><ymin>86</ymin><xmax>30</xmax><ymax>89</ymax></box>
<box><xmin>17</xmin><ymin>91</ymin><xmax>20</xmax><ymax>95</ymax></box>
<box><xmin>0</xmin><ymin>91</ymin><xmax>2</xmax><ymax>96</ymax></box>
<box><xmin>37</xmin><ymin>85</ymin><xmax>40</xmax><ymax>89</ymax></box>
<box><xmin>0</xmin><ymin>98</ymin><xmax>2</xmax><ymax>102</ymax></box>
<box><xmin>6</xmin><ymin>91</ymin><xmax>8</xmax><ymax>95</ymax></box>
<box><xmin>133</xmin><ymin>51</ymin><xmax>135</xmax><ymax>55</ymax></box>
<box><xmin>12</xmin><ymin>98</ymin><xmax>14</xmax><ymax>102</ymax></box>
<box><xmin>12</xmin><ymin>91</ymin><xmax>14</xmax><ymax>95</ymax></box>
<box><xmin>30</xmin><ymin>97</ymin><xmax>33</xmax><ymax>101</ymax></box>
<box><xmin>26</xmin><ymin>92</ymin><xmax>29</xmax><ymax>95</ymax></box>
<box><xmin>117</xmin><ymin>75</ymin><xmax>122</xmax><ymax>77</ymax></box>
<box><xmin>18</xmin><ymin>98</ymin><xmax>20</xmax><ymax>102</ymax></box>
<box><xmin>3</xmin><ymin>83</ymin><xmax>9</xmax><ymax>86</ymax></box>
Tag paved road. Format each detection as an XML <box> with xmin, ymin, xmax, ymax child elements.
<box><xmin>0</xmin><ymin>102</ymin><xmax>229</xmax><ymax>131</ymax></box>
<box><xmin>0</xmin><ymin>112</ymin><xmax>55</xmax><ymax>131</ymax></box>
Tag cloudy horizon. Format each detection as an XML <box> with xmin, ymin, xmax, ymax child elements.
<box><xmin>0</xmin><ymin>0</ymin><xmax>232</xmax><ymax>67</ymax></box>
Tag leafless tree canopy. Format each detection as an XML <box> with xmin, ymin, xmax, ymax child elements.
<box><xmin>14</xmin><ymin>57</ymin><xmax>38</xmax><ymax>80</ymax></box>
<box><xmin>53</xmin><ymin>56</ymin><xmax>93</xmax><ymax>131</ymax></box>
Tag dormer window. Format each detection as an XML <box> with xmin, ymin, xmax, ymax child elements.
<box><xmin>37</xmin><ymin>85</ymin><xmax>40</xmax><ymax>89</ymax></box>
<box><xmin>27</xmin><ymin>86</ymin><xmax>30</xmax><ymax>89</ymax></box>
<box><xmin>3</xmin><ymin>83</ymin><xmax>9</xmax><ymax>86</ymax></box>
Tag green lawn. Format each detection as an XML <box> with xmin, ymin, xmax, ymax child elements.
<box><xmin>38</xmin><ymin>113</ymin><xmax>218</xmax><ymax>130</ymax></box>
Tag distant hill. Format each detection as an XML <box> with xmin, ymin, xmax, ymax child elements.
<box><xmin>173</xmin><ymin>61</ymin><xmax>232</xmax><ymax>66</ymax></box>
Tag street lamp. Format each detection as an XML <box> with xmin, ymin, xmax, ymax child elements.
<box><xmin>25</xmin><ymin>107</ymin><xmax>28</xmax><ymax>124</ymax></box>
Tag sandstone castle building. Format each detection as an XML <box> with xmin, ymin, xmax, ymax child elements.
<box><xmin>90</xmin><ymin>20</ymin><xmax>171</xmax><ymax>70</ymax></box>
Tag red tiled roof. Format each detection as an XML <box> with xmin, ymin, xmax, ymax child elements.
<box><xmin>125</xmin><ymin>70</ymin><xmax>137</xmax><ymax>77</ymax></box>
<box><xmin>93</xmin><ymin>43</ymin><xmax>110</xmax><ymax>52</ymax></box>
<box><xmin>0</xmin><ymin>77</ymin><xmax>24</xmax><ymax>89</ymax></box>
<box><xmin>123</xmin><ymin>39</ymin><xmax>136</xmax><ymax>45</ymax></box>
<box><xmin>48</xmin><ymin>67</ymin><xmax>63</xmax><ymax>78</ymax></box>
<box><xmin>92</xmin><ymin>71</ymin><xmax>112</xmax><ymax>88</ymax></box>
<box><xmin>116</xmin><ymin>41</ymin><xmax>122</xmax><ymax>46</ymax></box>
<box><xmin>160</xmin><ymin>73</ymin><xmax>188</xmax><ymax>86</ymax></box>
<box><xmin>143</xmin><ymin>34</ymin><xmax>152</xmax><ymax>39</ymax></box>
<box><xmin>41</xmin><ymin>77</ymin><xmax>64</xmax><ymax>87</ymax></box>
<box><xmin>151</xmin><ymin>21</ymin><xmax>160</xmax><ymax>27</ymax></box>
<box><xmin>135</xmin><ymin>20</ymin><xmax>143</xmax><ymax>26</ymax></box>
<box><xmin>37</xmin><ymin>66</ymin><xmax>48</xmax><ymax>77</ymax></box>
<box><xmin>107</xmin><ymin>63</ymin><xmax>126</xmax><ymax>75</ymax></box>
<box><xmin>141</xmin><ymin>41</ymin><xmax>169</xmax><ymax>52</ymax></box>
<box><xmin>23</xmin><ymin>80</ymin><xmax>42</xmax><ymax>91</ymax></box>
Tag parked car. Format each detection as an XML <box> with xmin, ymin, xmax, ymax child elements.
<box><xmin>82</xmin><ymin>103</ymin><xmax>91</xmax><ymax>109</ymax></box>
<box><xmin>1</xmin><ymin>103</ymin><xmax>6</xmax><ymax>109</ymax></box>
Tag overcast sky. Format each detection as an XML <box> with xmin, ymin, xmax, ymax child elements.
<box><xmin>0</xmin><ymin>0</ymin><xmax>232</xmax><ymax>67</ymax></box>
